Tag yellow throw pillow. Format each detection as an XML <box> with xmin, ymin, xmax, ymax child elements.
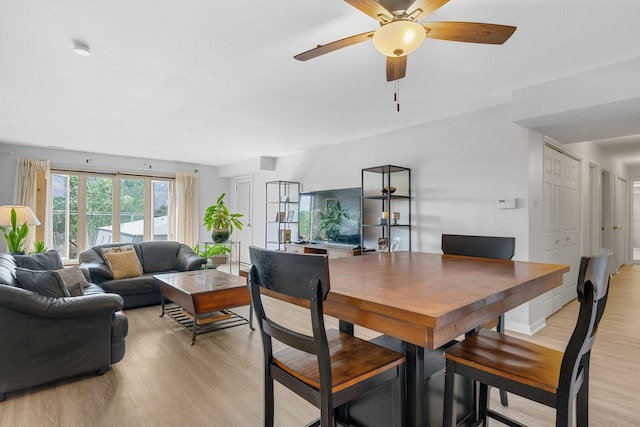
<box><xmin>104</xmin><ymin>250</ymin><xmax>143</xmax><ymax>280</ymax></box>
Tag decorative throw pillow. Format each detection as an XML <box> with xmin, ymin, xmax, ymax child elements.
<box><xmin>103</xmin><ymin>250</ymin><xmax>143</xmax><ymax>280</ymax></box>
<box><xmin>56</xmin><ymin>266</ymin><xmax>90</xmax><ymax>297</ymax></box>
<box><xmin>100</xmin><ymin>244</ymin><xmax>143</xmax><ymax>270</ymax></box>
<box><xmin>14</xmin><ymin>250</ymin><xmax>64</xmax><ymax>271</ymax></box>
<box><xmin>100</xmin><ymin>244</ymin><xmax>136</xmax><ymax>257</ymax></box>
<box><xmin>15</xmin><ymin>267</ymin><xmax>71</xmax><ymax>298</ymax></box>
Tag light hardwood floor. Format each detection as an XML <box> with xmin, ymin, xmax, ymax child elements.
<box><xmin>1</xmin><ymin>265</ymin><xmax>638</xmax><ymax>426</ymax></box>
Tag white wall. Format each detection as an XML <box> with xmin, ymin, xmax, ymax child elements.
<box><xmin>224</xmin><ymin>103</ymin><xmax>538</xmax><ymax>333</ymax></box>
<box><xmin>628</xmin><ymin>167</ymin><xmax>640</xmax><ymax>181</ymax></box>
<box><xmin>240</xmin><ymin>103</ymin><xmax>532</xmax><ymax>259</ymax></box>
<box><xmin>0</xmin><ymin>142</ymin><xmax>227</xmax><ymax>247</ymax></box>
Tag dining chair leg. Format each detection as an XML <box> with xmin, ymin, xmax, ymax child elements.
<box><xmin>497</xmin><ymin>314</ymin><xmax>509</xmax><ymax>407</ymax></box>
<box><xmin>264</xmin><ymin>374</ymin><xmax>274</xmax><ymax>427</ymax></box>
<box><xmin>576</xmin><ymin>361</ymin><xmax>590</xmax><ymax>427</ymax></box>
<box><xmin>478</xmin><ymin>383</ymin><xmax>489</xmax><ymax>424</ymax></box>
<box><xmin>555</xmin><ymin>391</ymin><xmax>571</xmax><ymax>427</ymax></box>
<box><xmin>443</xmin><ymin>359</ymin><xmax>456</xmax><ymax>427</ymax></box>
<box><xmin>499</xmin><ymin>389</ymin><xmax>509</xmax><ymax>407</ymax></box>
<box><xmin>391</xmin><ymin>373</ymin><xmax>403</xmax><ymax>427</ymax></box>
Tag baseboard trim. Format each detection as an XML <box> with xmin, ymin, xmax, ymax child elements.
<box><xmin>505</xmin><ymin>318</ymin><xmax>546</xmax><ymax>336</ymax></box>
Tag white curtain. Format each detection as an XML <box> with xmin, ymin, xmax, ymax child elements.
<box><xmin>13</xmin><ymin>158</ymin><xmax>51</xmax><ymax>251</ymax></box>
<box><xmin>174</xmin><ymin>172</ymin><xmax>198</xmax><ymax>247</ymax></box>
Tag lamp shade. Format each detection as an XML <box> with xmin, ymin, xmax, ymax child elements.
<box><xmin>0</xmin><ymin>205</ymin><xmax>41</xmax><ymax>227</ymax></box>
<box><xmin>373</xmin><ymin>20</ymin><xmax>426</xmax><ymax>57</ymax></box>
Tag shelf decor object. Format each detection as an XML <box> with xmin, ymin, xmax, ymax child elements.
<box><xmin>265</xmin><ymin>181</ymin><xmax>300</xmax><ymax>251</ymax></box>
<box><xmin>361</xmin><ymin>165</ymin><xmax>411</xmax><ymax>252</ymax></box>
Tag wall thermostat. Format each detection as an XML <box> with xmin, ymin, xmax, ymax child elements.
<box><xmin>498</xmin><ymin>198</ymin><xmax>516</xmax><ymax>209</ymax></box>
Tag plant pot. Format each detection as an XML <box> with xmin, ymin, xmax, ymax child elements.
<box><xmin>211</xmin><ymin>228</ymin><xmax>230</xmax><ymax>243</ymax></box>
<box><xmin>210</xmin><ymin>255</ymin><xmax>229</xmax><ymax>267</ymax></box>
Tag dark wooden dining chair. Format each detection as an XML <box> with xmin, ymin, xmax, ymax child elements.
<box><xmin>248</xmin><ymin>246</ymin><xmax>406</xmax><ymax>427</ymax></box>
<box><xmin>441</xmin><ymin>233</ymin><xmax>516</xmax><ymax>406</ymax></box>
<box><xmin>442</xmin><ymin>250</ymin><xmax>612</xmax><ymax>427</ymax></box>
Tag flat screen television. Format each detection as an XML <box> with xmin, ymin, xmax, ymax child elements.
<box><xmin>298</xmin><ymin>187</ymin><xmax>361</xmax><ymax>246</ymax></box>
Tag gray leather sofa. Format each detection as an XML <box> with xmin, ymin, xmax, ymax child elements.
<box><xmin>79</xmin><ymin>241</ymin><xmax>206</xmax><ymax>309</ymax></box>
<box><xmin>0</xmin><ymin>253</ymin><xmax>128</xmax><ymax>402</ymax></box>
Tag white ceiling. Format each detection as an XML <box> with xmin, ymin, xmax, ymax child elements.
<box><xmin>1</xmin><ymin>0</ymin><xmax>640</xmax><ymax>167</ymax></box>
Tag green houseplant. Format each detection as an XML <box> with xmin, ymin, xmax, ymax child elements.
<box><xmin>203</xmin><ymin>193</ymin><xmax>243</xmax><ymax>243</ymax></box>
<box><xmin>32</xmin><ymin>241</ymin><xmax>47</xmax><ymax>253</ymax></box>
<box><xmin>0</xmin><ymin>207</ymin><xmax>30</xmax><ymax>254</ymax></box>
<box><xmin>194</xmin><ymin>243</ymin><xmax>232</xmax><ymax>268</ymax></box>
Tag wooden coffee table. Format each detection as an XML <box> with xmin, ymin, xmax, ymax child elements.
<box><xmin>154</xmin><ymin>269</ymin><xmax>253</xmax><ymax>345</ymax></box>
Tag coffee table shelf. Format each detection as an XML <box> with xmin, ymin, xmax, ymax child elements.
<box><xmin>163</xmin><ymin>304</ymin><xmax>249</xmax><ymax>338</ymax></box>
<box><xmin>154</xmin><ymin>269</ymin><xmax>253</xmax><ymax>345</ymax></box>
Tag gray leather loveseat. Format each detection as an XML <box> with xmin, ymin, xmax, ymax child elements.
<box><xmin>79</xmin><ymin>241</ymin><xmax>206</xmax><ymax>309</ymax></box>
<box><xmin>0</xmin><ymin>252</ymin><xmax>128</xmax><ymax>402</ymax></box>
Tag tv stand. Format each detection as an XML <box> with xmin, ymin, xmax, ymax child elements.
<box><xmin>285</xmin><ymin>243</ymin><xmax>361</xmax><ymax>258</ymax></box>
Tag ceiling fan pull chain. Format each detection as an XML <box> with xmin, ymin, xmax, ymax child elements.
<box><xmin>395</xmin><ymin>79</ymin><xmax>400</xmax><ymax>112</ymax></box>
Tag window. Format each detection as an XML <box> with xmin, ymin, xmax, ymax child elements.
<box><xmin>51</xmin><ymin>171</ymin><xmax>174</xmax><ymax>260</ymax></box>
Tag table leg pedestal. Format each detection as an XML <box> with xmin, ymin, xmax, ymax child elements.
<box><xmin>335</xmin><ymin>327</ymin><xmax>475</xmax><ymax>427</ymax></box>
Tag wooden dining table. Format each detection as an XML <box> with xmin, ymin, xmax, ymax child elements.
<box><xmin>323</xmin><ymin>251</ymin><xmax>569</xmax><ymax>427</ymax></box>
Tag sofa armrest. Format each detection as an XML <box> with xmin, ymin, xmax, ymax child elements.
<box><xmin>81</xmin><ymin>262</ymin><xmax>114</xmax><ymax>282</ymax></box>
<box><xmin>0</xmin><ymin>285</ymin><xmax>123</xmax><ymax>319</ymax></box>
<box><xmin>111</xmin><ymin>311</ymin><xmax>128</xmax><ymax>364</ymax></box>
<box><xmin>176</xmin><ymin>244</ymin><xmax>206</xmax><ymax>271</ymax></box>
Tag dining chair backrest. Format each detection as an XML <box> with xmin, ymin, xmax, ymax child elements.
<box><xmin>249</xmin><ymin>245</ymin><xmax>330</xmax><ymax>359</ymax></box>
<box><xmin>442</xmin><ymin>249</ymin><xmax>613</xmax><ymax>427</ymax></box>
<box><xmin>248</xmin><ymin>246</ymin><xmax>405</xmax><ymax>427</ymax></box>
<box><xmin>560</xmin><ymin>249</ymin><xmax>611</xmax><ymax>386</ymax></box>
<box><xmin>441</xmin><ymin>233</ymin><xmax>516</xmax><ymax>407</ymax></box>
<box><xmin>441</xmin><ymin>234</ymin><xmax>515</xmax><ymax>260</ymax></box>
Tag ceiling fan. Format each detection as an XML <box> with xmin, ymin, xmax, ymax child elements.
<box><xmin>294</xmin><ymin>0</ymin><xmax>517</xmax><ymax>82</ymax></box>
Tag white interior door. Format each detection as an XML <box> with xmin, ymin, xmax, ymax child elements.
<box><xmin>602</xmin><ymin>171</ymin><xmax>612</xmax><ymax>254</ymax></box>
<box><xmin>234</xmin><ymin>176</ymin><xmax>252</xmax><ymax>265</ymax></box>
<box><xmin>588</xmin><ymin>164</ymin><xmax>601</xmax><ymax>254</ymax></box>
<box><xmin>614</xmin><ymin>176</ymin><xmax>628</xmax><ymax>272</ymax></box>
<box><xmin>543</xmin><ymin>145</ymin><xmax>581</xmax><ymax>316</ymax></box>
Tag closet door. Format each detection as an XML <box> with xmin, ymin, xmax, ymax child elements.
<box><xmin>543</xmin><ymin>145</ymin><xmax>580</xmax><ymax>316</ymax></box>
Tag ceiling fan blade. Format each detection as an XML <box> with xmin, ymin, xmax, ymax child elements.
<box><xmin>344</xmin><ymin>0</ymin><xmax>393</xmax><ymax>22</ymax></box>
<box><xmin>294</xmin><ymin>31</ymin><xmax>376</xmax><ymax>61</ymax></box>
<box><xmin>386</xmin><ymin>56</ymin><xmax>407</xmax><ymax>81</ymax></box>
<box><xmin>408</xmin><ymin>0</ymin><xmax>449</xmax><ymax>21</ymax></box>
<box><xmin>423</xmin><ymin>22</ymin><xmax>517</xmax><ymax>44</ymax></box>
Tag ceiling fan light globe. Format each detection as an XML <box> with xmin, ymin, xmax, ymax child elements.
<box><xmin>373</xmin><ymin>20</ymin><xmax>425</xmax><ymax>57</ymax></box>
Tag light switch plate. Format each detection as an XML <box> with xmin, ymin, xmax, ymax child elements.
<box><xmin>498</xmin><ymin>198</ymin><xmax>516</xmax><ymax>209</ymax></box>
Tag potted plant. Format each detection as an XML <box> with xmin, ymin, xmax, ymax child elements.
<box><xmin>32</xmin><ymin>241</ymin><xmax>47</xmax><ymax>253</ymax></box>
<box><xmin>203</xmin><ymin>193</ymin><xmax>243</xmax><ymax>243</ymax></box>
<box><xmin>0</xmin><ymin>207</ymin><xmax>30</xmax><ymax>255</ymax></box>
<box><xmin>194</xmin><ymin>243</ymin><xmax>232</xmax><ymax>268</ymax></box>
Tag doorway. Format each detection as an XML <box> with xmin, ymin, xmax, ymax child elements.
<box><xmin>234</xmin><ymin>176</ymin><xmax>253</xmax><ymax>265</ymax></box>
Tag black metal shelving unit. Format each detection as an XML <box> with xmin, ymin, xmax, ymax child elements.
<box><xmin>265</xmin><ymin>180</ymin><xmax>300</xmax><ymax>251</ymax></box>
<box><xmin>361</xmin><ymin>165</ymin><xmax>411</xmax><ymax>252</ymax></box>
